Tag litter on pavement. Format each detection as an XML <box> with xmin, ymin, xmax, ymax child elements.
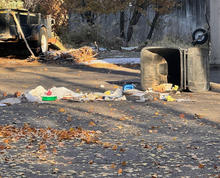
<box><xmin>0</xmin><ymin>98</ymin><xmax>21</xmax><ymax>106</ymax></box>
<box><xmin>147</xmin><ymin>83</ymin><xmax>193</xmax><ymax>102</ymax></box>
<box><xmin>0</xmin><ymin>83</ymin><xmax>193</xmax><ymax>106</ymax></box>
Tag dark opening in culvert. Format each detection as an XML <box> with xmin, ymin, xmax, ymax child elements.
<box><xmin>146</xmin><ymin>48</ymin><xmax>181</xmax><ymax>87</ymax></box>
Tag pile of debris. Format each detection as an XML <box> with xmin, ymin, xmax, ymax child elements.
<box><xmin>39</xmin><ymin>46</ymin><xmax>97</xmax><ymax>64</ymax></box>
<box><xmin>0</xmin><ymin>83</ymin><xmax>194</xmax><ymax>107</ymax></box>
<box><xmin>0</xmin><ymin>85</ymin><xmax>127</xmax><ymax>106</ymax></box>
<box><xmin>147</xmin><ymin>83</ymin><xmax>194</xmax><ymax>102</ymax></box>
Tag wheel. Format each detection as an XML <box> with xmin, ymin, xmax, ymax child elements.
<box><xmin>33</xmin><ymin>27</ymin><xmax>48</xmax><ymax>55</ymax></box>
<box><xmin>38</xmin><ymin>27</ymin><xmax>48</xmax><ymax>53</ymax></box>
<box><xmin>192</xmin><ymin>28</ymin><xmax>208</xmax><ymax>45</ymax></box>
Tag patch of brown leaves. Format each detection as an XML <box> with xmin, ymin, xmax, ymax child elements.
<box><xmin>0</xmin><ymin>124</ymin><xmax>98</xmax><ymax>151</ymax></box>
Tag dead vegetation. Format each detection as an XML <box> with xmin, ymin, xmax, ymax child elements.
<box><xmin>41</xmin><ymin>46</ymin><xmax>97</xmax><ymax>64</ymax></box>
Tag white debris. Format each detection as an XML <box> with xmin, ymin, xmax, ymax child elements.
<box><xmin>24</xmin><ymin>85</ymin><xmax>47</xmax><ymax>102</ymax></box>
<box><xmin>0</xmin><ymin>103</ymin><xmax>7</xmax><ymax>107</ymax></box>
<box><xmin>0</xmin><ymin>98</ymin><xmax>21</xmax><ymax>105</ymax></box>
<box><xmin>109</xmin><ymin>88</ymin><xmax>123</xmax><ymax>98</ymax></box>
<box><xmin>50</xmin><ymin>87</ymin><xmax>83</xmax><ymax>100</ymax></box>
<box><xmin>136</xmin><ymin>95</ymin><xmax>146</xmax><ymax>103</ymax></box>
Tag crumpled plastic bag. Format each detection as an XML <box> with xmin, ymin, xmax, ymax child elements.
<box><xmin>50</xmin><ymin>87</ymin><xmax>83</xmax><ymax>100</ymax></box>
<box><xmin>24</xmin><ymin>85</ymin><xmax>47</xmax><ymax>102</ymax></box>
<box><xmin>0</xmin><ymin>98</ymin><xmax>21</xmax><ymax>105</ymax></box>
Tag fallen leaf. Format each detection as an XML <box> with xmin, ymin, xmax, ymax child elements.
<box><xmin>39</xmin><ymin>144</ymin><xmax>47</xmax><ymax>150</ymax></box>
<box><xmin>111</xmin><ymin>163</ymin><xmax>116</xmax><ymax>169</ymax></box>
<box><xmin>0</xmin><ymin>145</ymin><xmax>6</xmax><ymax>150</ymax></box>
<box><xmin>67</xmin><ymin>117</ymin><xmax>72</xmax><ymax>122</ymax></box>
<box><xmin>58</xmin><ymin>142</ymin><xmax>65</xmax><ymax>147</ymax></box>
<box><xmin>121</xmin><ymin>161</ymin><xmax>127</xmax><ymax>166</ymax></box>
<box><xmin>14</xmin><ymin>91</ymin><xmax>21</xmax><ymax>97</ymax></box>
<box><xmin>103</xmin><ymin>142</ymin><xmax>111</xmax><ymax>148</ymax></box>
<box><xmin>157</xmin><ymin>145</ymin><xmax>163</xmax><ymax>149</ymax></box>
<box><xmin>89</xmin><ymin>160</ymin><xmax>94</xmax><ymax>164</ymax></box>
<box><xmin>69</xmin><ymin>128</ymin><xmax>75</xmax><ymax>132</ymax></box>
<box><xmin>52</xmin><ymin>148</ymin><xmax>57</xmax><ymax>154</ymax></box>
<box><xmin>155</xmin><ymin>112</ymin><xmax>159</xmax><ymax>116</ymax></box>
<box><xmin>117</xmin><ymin>125</ymin><xmax>123</xmax><ymax>129</ymax></box>
<box><xmin>152</xmin><ymin>174</ymin><xmax>157</xmax><ymax>178</ymax></box>
<box><xmin>179</xmin><ymin>114</ymin><xmax>185</xmax><ymax>119</ymax></box>
<box><xmin>130</xmin><ymin>106</ymin><xmax>135</xmax><ymax>109</ymax></box>
<box><xmin>118</xmin><ymin>168</ymin><xmax>123</xmax><ymax>174</ymax></box>
<box><xmin>89</xmin><ymin>121</ymin><xmax>96</xmax><ymax>127</ymax></box>
<box><xmin>112</xmin><ymin>145</ymin><xmax>118</xmax><ymax>150</ymax></box>
<box><xmin>3</xmin><ymin>139</ymin><xmax>10</xmax><ymax>144</ymax></box>
<box><xmin>120</xmin><ymin>148</ymin><xmax>125</xmax><ymax>152</ymax></box>
<box><xmin>59</xmin><ymin>108</ymin><xmax>65</xmax><ymax>113</ymax></box>
<box><xmin>198</xmin><ymin>163</ymin><xmax>205</xmax><ymax>168</ymax></box>
<box><xmin>144</xmin><ymin>144</ymin><xmax>152</xmax><ymax>149</ymax></box>
<box><xmin>119</xmin><ymin>117</ymin><xmax>126</xmax><ymax>121</ymax></box>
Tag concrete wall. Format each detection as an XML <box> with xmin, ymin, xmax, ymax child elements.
<box><xmin>69</xmin><ymin>0</ymin><xmax>208</xmax><ymax>48</ymax></box>
<box><xmin>210</xmin><ymin>0</ymin><xmax>220</xmax><ymax>64</ymax></box>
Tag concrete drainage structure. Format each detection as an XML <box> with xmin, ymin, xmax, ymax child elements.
<box><xmin>141</xmin><ymin>47</ymin><xmax>210</xmax><ymax>92</ymax></box>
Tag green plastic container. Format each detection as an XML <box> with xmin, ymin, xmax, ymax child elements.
<box><xmin>42</xmin><ymin>96</ymin><xmax>57</xmax><ymax>101</ymax></box>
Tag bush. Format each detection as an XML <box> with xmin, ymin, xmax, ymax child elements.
<box><xmin>60</xmin><ymin>24</ymin><xmax>124</xmax><ymax>49</ymax></box>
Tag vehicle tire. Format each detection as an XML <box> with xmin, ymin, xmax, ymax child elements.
<box><xmin>34</xmin><ymin>27</ymin><xmax>48</xmax><ymax>55</ymax></box>
<box><xmin>192</xmin><ymin>28</ymin><xmax>208</xmax><ymax>45</ymax></box>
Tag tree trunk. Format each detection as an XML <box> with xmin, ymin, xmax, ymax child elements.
<box><xmin>120</xmin><ymin>11</ymin><xmax>125</xmax><ymax>39</ymax></box>
<box><xmin>146</xmin><ymin>11</ymin><xmax>160</xmax><ymax>41</ymax></box>
<box><xmin>137</xmin><ymin>11</ymin><xmax>160</xmax><ymax>51</ymax></box>
<box><xmin>126</xmin><ymin>9</ymin><xmax>142</xmax><ymax>43</ymax></box>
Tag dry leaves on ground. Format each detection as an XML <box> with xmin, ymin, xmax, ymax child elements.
<box><xmin>0</xmin><ymin>124</ymin><xmax>98</xmax><ymax>154</ymax></box>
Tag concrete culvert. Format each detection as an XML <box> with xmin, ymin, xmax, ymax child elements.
<box><xmin>141</xmin><ymin>47</ymin><xmax>210</xmax><ymax>92</ymax></box>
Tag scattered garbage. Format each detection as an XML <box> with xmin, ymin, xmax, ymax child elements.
<box><xmin>153</xmin><ymin>83</ymin><xmax>173</xmax><ymax>92</ymax></box>
<box><xmin>24</xmin><ymin>85</ymin><xmax>47</xmax><ymax>102</ymax></box>
<box><xmin>0</xmin><ymin>104</ymin><xmax>7</xmax><ymax>107</ymax></box>
<box><xmin>166</xmin><ymin>95</ymin><xmax>176</xmax><ymax>102</ymax></box>
<box><xmin>42</xmin><ymin>96</ymin><xmax>57</xmax><ymax>101</ymax></box>
<box><xmin>176</xmin><ymin>99</ymin><xmax>195</xmax><ymax>102</ymax></box>
<box><xmin>146</xmin><ymin>83</ymin><xmax>195</xmax><ymax>103</ymax></box>
<box><xmin>0</xmin><ymin>82</ymin><xmax>193</xmax><ymax>106</ymax></box>
<box><xmin>135</xmin><ymin>95</ymin><xmax>146</xmax><ymax>103</ymax></box>
<box><xmin>0</xmin><ymin>85</ymin><xmax>128</xmax><ymax>106</ymax></box>
<box><xmin>123</xmin><ymin>84</ymin><xmax>135</xmax><ymax>91</ymax></box>
<box><xmin>0</xmin><ymin>98</ymin><xmax>21</xmax><ymax>106</ymax></box>
<box><xmin>50</xmin><ymin>87</ymin><xmax>82</xmax><ymax>100</ymax></box>
<box><xmin>159</xmin><ymin>93</ymin><xmax>169</xmax><ymax>100</ymax></box>
<box><xmin>172</xmin><ymin>85</ymin><xmax>179</xmax><ymax>91</ymax></box>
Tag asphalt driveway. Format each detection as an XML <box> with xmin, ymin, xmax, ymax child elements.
<box><xmin>0</xmin><ymin>59</ymin><xmax>219</xmax><ymax>177</ymax></box>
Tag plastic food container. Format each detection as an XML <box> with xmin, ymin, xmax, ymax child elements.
<box><xmin>42</xmin><ymin>96</ymin><xmax>57</xmax><ymax>101</ymax></box>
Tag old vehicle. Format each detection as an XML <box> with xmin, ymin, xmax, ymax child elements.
<box><xmin>0</xmin><ymin>9</ymin><xmax>51</xmax><ymax>54</ymax></box>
